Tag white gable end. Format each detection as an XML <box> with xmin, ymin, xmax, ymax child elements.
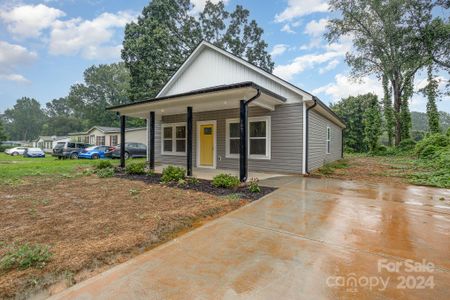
<box><xmin>160</xmin><ymin>46</ymin><xmax>305</xmax><ymax>103</ymax></box>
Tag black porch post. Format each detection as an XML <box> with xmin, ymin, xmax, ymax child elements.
<box><xmin>149</xmin><ymin>111</ymin><xmax>155</xmax><ymax>170</ymax></box>
<box><xmin>239</xmin><ymin>100</ymin><xmax>248</xmax><ymax>182</ymax></box>
<box><xmin>120</xmin><ymin>115</ymin><xmax>126</xmax><ymax>168</ymax></box>
<box><xmin>187</xmin><ymin>106</ymin><xmax>193</xmax><ymax>176</ymax></box>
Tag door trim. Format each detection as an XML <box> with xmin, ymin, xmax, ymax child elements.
<box><xmin>196</xmin><ymin>120</ymin><xmax>217</xmax><ymax>169</ymax></box>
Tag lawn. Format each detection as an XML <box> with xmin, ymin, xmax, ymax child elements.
<box><xmin>312</xmin><ymin>153</ymin><xmax>450</xmax><ymax>188</ymax></box>
<box><xmin>0</xmin><ymin>155</ymin><xmax>250</xmax><ymax>299</ymax></box>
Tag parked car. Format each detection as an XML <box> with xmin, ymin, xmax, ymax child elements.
<box><xmin>5</xmin><ymin>147</ymin><xmax>28</xmax><ymax>156</ymax></box>
<box><xmin>78</xmin><ymin>146</ymin><xmax>109</xmax><ymax>159</ymax></box>
<box><xmin>23</xmin><ymin>148</ymin><xmax>45</xmax><ymax>158</ymax></box>
<box><xmin>52</xmin><ymin>142</ymin><xmax>91</xmax><ymax>159</ymax></box>
<box><xmin>104</xmin><ymin>143</ymin><xmax>147</xmax><ymax>159</ymax></box>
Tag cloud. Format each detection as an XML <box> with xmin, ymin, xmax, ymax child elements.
<box><xmin>281</xmin><ymin>24</ymin><xmax>296</xmax><ymax>34</ymax></box>
<box><xmin>0</xmin><ymin>4</ymin><xmax>65</xmax><ymax>39</ymax></box>
<box><xmin>319</xmin><ymin>59</ymin><xmax>339</xmax><ymax>74</ymax></box>
<box><xmin>275</xmin><ymin>0</ymin><xmax>329</xmax><ymax>23</ymax></box>
<box><xmin>304</xmin><ymin>18</ymin><xmax>328</xmax><ymax>37</ymax></box>
<box><xmin>49</xmin><ymin>11</ymin><xmax>136</xmax><ymax>60</ymax></box>
<box><xmin>312</xmin><ymin>74</ymin><xmax>383</xmax><ymax>101</ymax></box>
<box><xmin>191</xmin><ymin>0</ymin><xmax>230</xmax><ymax>14</ymax></box>
<box><xmin>0</xmin><ymin>41</ymin><xmax>37</xmax><ymax>83</ymax></box>
<box><xmin>270</xmin><ymin>44</ymin><xmax>289</xmax><ymax>57</ymax></box>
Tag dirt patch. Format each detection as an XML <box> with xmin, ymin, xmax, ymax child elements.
<box><xmin>0</xmin><ymin>176</ymin><xmax>256</xmax><ymax>299</ymax></box>
<box><xmin>311</xmin><ymin>156</ymin><xmax>420</xmax><ymax>186</ymax></box>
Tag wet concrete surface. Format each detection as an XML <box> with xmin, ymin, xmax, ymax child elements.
<box><xmin>50</xmin><ymin>177</ymin><xmax>450</xmax><ymax>299</ymax></box>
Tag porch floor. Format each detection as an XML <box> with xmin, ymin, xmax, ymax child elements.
<box><xmin>154</xmin><ymin>165</ymin><xmax>287</xmax><ymax>181</ymax></box>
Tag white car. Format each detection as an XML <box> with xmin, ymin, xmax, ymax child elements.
<box><xmin>23</xmin><ymin>148</ymin><xmax>45</xmax><ymax>158</ymax></box>
<box><xmin>5</xmin><ymin>147</ymin><xmax>28</xmax><ymax>156</ymax></box>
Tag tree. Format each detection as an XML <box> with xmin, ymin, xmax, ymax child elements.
<box><xmin>3</xmin><ymin>97</ymin><xmax>46</xmax><ymax>141</ymax></box>
<box><xmin>331</xmin><ymin>93</ymin><xmax>380</xmax><ymax>152</ymax></box>
<box><xmin>424</xmin><ymin>65</ymin><xmax>441</xmax><ymax>133</ymax></box>
<box><xmin>66</xmin><ymin>63</ymin><xmax>141</xmax><ymax>128</ymax></box>
<box><xmin>0</xmin><ymin>119</ymin><xmax>7</xmax><ymax>142</ymax></box>
<box><xmin>382</xmin><ymin>74</ymin><xmax>395</xmax><ymax>146</ymax></box>
<box><xmin>122</xmin><ymin>0</ymin><xmax>274</xmax><ymax>101</ymax></box>
<box><xmin>326</xmin><ymin>0</ymin><xmax>443</xmax><ymax>145</ymax></box>
<box><xmin>363</xmin><ymin>94</ymin><xmax>383</xmax><ymax>152</ymax></box>
<box><xmin>41</xmin><ymin>97</ymin><xmax>87</xmax><ymax>136</ymax></box>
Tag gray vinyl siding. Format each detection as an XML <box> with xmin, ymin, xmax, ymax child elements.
<box><xmin>157</xmin><ymin>103</ymin><xmax>304</xmax><ymax>174</ymax></box>
<box><xmin>307</xmin><ymin>110</ymin><xmax>343</xmax><ymax>171</ymax></box>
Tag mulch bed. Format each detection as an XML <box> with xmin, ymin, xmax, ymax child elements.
<box><xmin>0</xmin><ymin>174</ymin><xmax>275</xmax><ymax>299</ymax></box>
<box><xmin>115</xmin><ymin>173</ymin><xmax>276</xmax><ymax>201</ymax></box>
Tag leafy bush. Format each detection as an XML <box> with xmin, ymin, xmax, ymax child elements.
<box><xmin>186</xmin><ymin>177</ymin><xmax>200</xmax><ymax>185</ymax></box>
<box><xmin>0</xmin><ymin>243</ymin><xmax>52</xmax><ymax>271</ymax></box>
<box><xmin>397</xmin><ymin>138</ymin><xmax>416</xmax><ymax>152</ymax></box>
<box><xmin>96</xmin><ymin>167</ymin><xmax>115</xmax><ymax>178</ymax></box>
<box><xmin>161</xmin><ymin>165</ymin><xmax>185</xmax><ymax>183</ymax></box>
<box><xmin>95</xmin><ymin>160</ymin><xmax>113</xmax><ymax>170</ymax></box>
<box><xmin>125</xmin><ymin>162</ymin><xmax>147</xmax><ymax>175</ymax></box>
<box><xmin>247</xmin><ymin>178</ymin><xmax>261</xmax><ymax>193</ymax></box>
<box><xmin>212</xmin><ymin>173</ymin><xmax>240</xmax><ymax>189</ymax></box>
<box><xmin>415</xmin><ymin>133</ymin><xmax>449</xmax><ymax>157</ymax></box>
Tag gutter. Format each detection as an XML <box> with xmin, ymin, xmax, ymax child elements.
<box><xmin>304</xmin><ymin>98</ymin><xmax>317</xmax><ymax>175</ymax></box>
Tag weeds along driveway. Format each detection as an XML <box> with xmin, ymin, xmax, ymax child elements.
<box><xmin>50</xmin><ymin>176</ymin><xmax>450</xmax><ymax>299</ymax></box>
<box><xmin>0</xmin><ymin>175</ymin><xmax>253</xmax><ymax>299</ymax></box>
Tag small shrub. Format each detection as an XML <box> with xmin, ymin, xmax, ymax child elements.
<box><xmin>125</xmin><ymin>162</ymin><xmax>147</xmax><ymax>175</ymax></box>
<box><xmin>177</xmin><ymin>179</ymin><xmax>187</xmax><ymax>187</ymax></box>
<box><xmin>161</xmin><ymin>165</ymin><xmax>185</xmax><ymax>183</ymax></box>
<box><xmin>375</xmin><ymin>145</ymin><xmax>387</xmax><ymax>154</ymax></box>
<box><xmin>247</xmin><ymin>178</ymin><xmax>261</xmax><ymax>193</ymax></box>
<box><xmin>96</xmin><ymin>167</ymin><xmax>115</xmax><ymax>178</ymax></box>
<box><xmin>186</xmin><ymin>177</ymin><xmax>200</xmax><ymax>185</ymax></box>
<box><xmin>397</xmin><ymin>138</ymin><xmax>416</xmax><ymax>152</ymax></box>
<box><xmin>82</xmin><ymin>168</ymin><xmax>95</xmax><ymax>176</ymax></box>
<box><xmin>95</xmin><ymin>160</ymin><xmax>113</xmax><ymax>170</ymax></box>
<box><xmin>129</xmin><ymin>188</ymin><xmax>140</xmax><ymax>196</ymax></box>
<box><xmin>419</xmin><ymin>145</ymin><xmax>440</xmax><ymax>159</ymax></box>
<box><xmin>0</xmin><ymin>243</ymin><xmax>52</xmax><ymax>271</ymax></box>
<box><xmin>212</xmin><ymin>173</ymin><xmax>240</xmax><ymax>189</ymax></box>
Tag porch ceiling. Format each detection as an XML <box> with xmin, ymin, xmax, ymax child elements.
<box><xmin>107</xmin><ymin>82</ymin><xmax>286</xmax><ymax>118</ymax></box>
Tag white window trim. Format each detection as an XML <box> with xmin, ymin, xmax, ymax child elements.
<box><xmin>326</xmin><ymin>126</ymin><xmax>331</xmax><ymax>154</ymax></box>
<box><xmin>225</xmin><ymin>116</ymin><xmax>271</xmax><ymax>160</ymax></box>
<box><xmin>161</xmin><ymin>122</ymin><xmax>187</xmax><ymax>156</ymax></box>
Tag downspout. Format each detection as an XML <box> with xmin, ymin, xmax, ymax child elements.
<box><xmin>304</xmin><ymin>98</ymin><xmax>317</xmax><ymax>175</ymax></box>
<box><xmin>239</xmin><ymin>89</ymin><xmax>261</xmax><ymax>182</ymax></box>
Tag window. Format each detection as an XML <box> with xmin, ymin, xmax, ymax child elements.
<box><xmin>326</xmin><ymin>126</ymin><xmax>331</xmax><ymax>154</ymax></box>
<box><xmin>162</xmin><ymin>123</ymin><xmax>186</xmax><ymax>155</ymax></box>
<box><xmin>110</xmin><ymin>135</ymin><xmax>118</xmax><ymax>146</ymax></box>
<box><xmin>96</xmin><ymin>136</ymin><xmax>105</xmax><ymax>146</ymax></box>
<box><xmin>226</xmin><ymin>116</ymin><xmax>271</xmax><ymax>159</ymax></box>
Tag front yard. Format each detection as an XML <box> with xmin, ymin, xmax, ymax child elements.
<box><xmin>0</xmin><ymin>155</ymin><xmax>261</xmax><ymax>299</ymax></box>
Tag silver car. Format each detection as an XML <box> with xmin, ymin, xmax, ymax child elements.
<box><xmin>5</xmin><ymin>147</ymin><xmax>28</xmax><ymax>156</ymax></box>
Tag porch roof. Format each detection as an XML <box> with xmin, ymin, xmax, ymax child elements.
<box><xmin>107</xmin><ymin>81</ymin><xmax>286</xmax><ymax>118</ymax></box>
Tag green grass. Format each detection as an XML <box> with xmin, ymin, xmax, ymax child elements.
<box><xmin>316</xmin><ymin>159</ymin><xmax>349</xmax><ymax>175</ymax></box>
<box><xmin>0</xmin><ymin>154</ymin><xmax>146</xmax><ymax>185</ymax></box>
<box><xmin>0</xmin><ymin>243</ymin><xmax>52</xmax><ymax>272</ymax></box>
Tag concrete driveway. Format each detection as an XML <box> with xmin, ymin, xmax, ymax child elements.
<box><xmin>50</xmin><ymin>177</ymin><xmax>450</xmax><ymax>299</ymax></box>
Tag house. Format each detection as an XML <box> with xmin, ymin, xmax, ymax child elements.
<box><xmin>107</xmin><ymin>41</ymin><xmax>345</xmax><ymax>181</ymax></box>
<box><xmin>33</xmin><ymin>136</ymin><xmax>70</xmax><ymax>152</ymax></box>
<box><xmin>68</xmin><ymin>126</ymin><xmax>147</xmax><ymax>146</ymax></box>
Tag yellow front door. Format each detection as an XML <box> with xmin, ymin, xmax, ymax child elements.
<box><xmin>199</xmin><ymin>124</ymin><xmax>214</xmax><ymax>167</ymax></box>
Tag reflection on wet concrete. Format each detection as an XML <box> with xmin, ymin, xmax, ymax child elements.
<box><xmin>49</xmin><ymin>177</ymin><xmax>450</xmax><ymax>300</ymax></box>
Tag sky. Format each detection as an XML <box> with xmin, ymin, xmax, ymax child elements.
<box><xmin>0</xmin><ymin>0</ymin><xmax>449</xmax><ymax>114</ymax></box>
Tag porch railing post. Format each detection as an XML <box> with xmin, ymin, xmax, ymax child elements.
<box><xmin>149</xmin><ymin>111</ymin><xmax>155</xmax><ymax>170</ymax></box>
<box><xmin>239</xmin><ymin>100</ymin><xmax>248</xmax><ymax>182</ymax></box>
<box><xmin>120</xmin><ymin>115</ymin><xmax>126</xmax><ymax>168</ymax></box>
<box><xmin>187</xmin><ymin>106</ymin><xmax>193</xmax><ymax>176</ymax></box>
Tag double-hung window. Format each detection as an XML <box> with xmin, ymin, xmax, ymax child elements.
<box><xmin>226</xmin><ymin>116</ymin><xmax>271</xmax><ymax>159</ymax></box>
<box><xmin>162</xmin><ymin>123</ymin><xmax>186</xmax><ymax>155</ymax></box>
<box><xmin>326</xmin><ymin>126</ymin><xmax>331</xmax><ymax>154</ymax></box>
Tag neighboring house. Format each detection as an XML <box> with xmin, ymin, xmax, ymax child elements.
<box><xmin>1</xmin><ymin>141</ymin><xmax>31</xmax><ymax>147</ymax></box>
<box><xmin>68</xmin><ymin>126</ymin><xmax>147</xmax><ymax>146</ymax></box>
<box><xmin>33</xmin><ymin>136</ymin><xmax>70</xmax><ymax>152</ymax></box>
<box><xmin>108</xmin><ymin>41</ymin><xmax>345</xmax><ymax>181</ymax></box>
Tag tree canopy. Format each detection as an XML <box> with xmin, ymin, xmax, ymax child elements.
<box><xmin>122</xmin><ymin>0</ymin><xmax>274</xmax><ymax>101</ymax></box>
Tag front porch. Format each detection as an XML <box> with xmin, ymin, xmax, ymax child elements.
<box><xmin>154</xmin><ymin>165</ymin><xmax>286</xmax><ymax>181</ymax></box>
<box><xmin>108</xmin><ymin>82</ymin><xmax>287</xmax><ymax>182</ymax></box>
